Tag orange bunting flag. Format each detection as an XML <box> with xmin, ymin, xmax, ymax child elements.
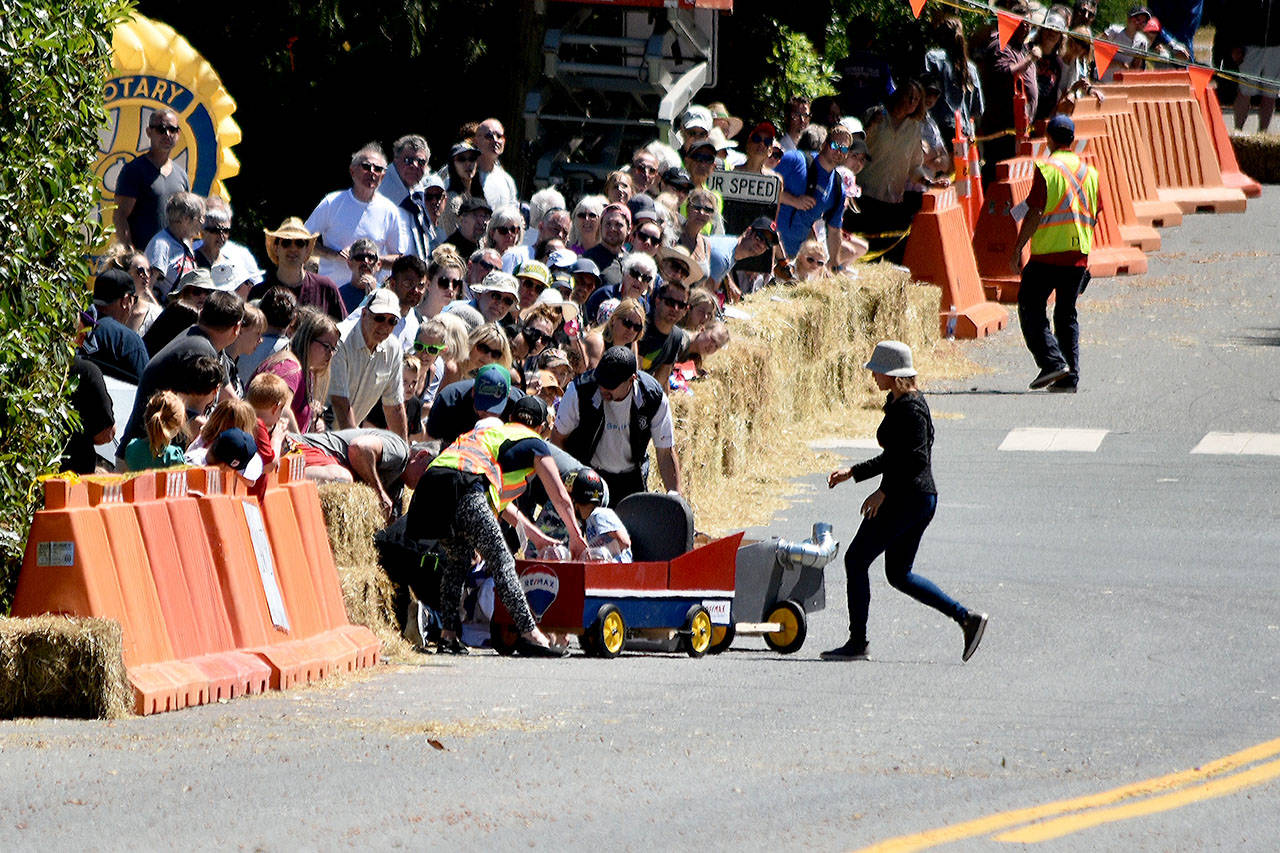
<box><xmin>908</xmin><ymin>0</ymin><xmax>927</xmax><ymax>18</ymax></box>
<box><xmin>996</xmin><ymin>11</ymin><xmax>1020</xmax><ymax>49</ymax></box>
<box><xmin>1188</xmin><ymin>64</ymin><xmax>1214</xmax><ymax>97</ymax></box>
<box><xmin>1093</xmin><ymin>40</ymin><xmax>1118</xmax><ymax>80</ymax></box>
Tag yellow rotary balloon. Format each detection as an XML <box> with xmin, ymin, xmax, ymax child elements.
<box><xmin>95</xmin><ymin>12</ymin><xmax>241</xmax><ymax>228</ymax></box>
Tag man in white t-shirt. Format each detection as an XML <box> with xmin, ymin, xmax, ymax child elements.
<box><xmin>1099</xmin><ymin>6</ymin><xmax>1151</xmax><ymax>82</ymax></box>
<box><xmin>474</xmin><ymin>118</ymin><xmax>519</xmax><ymax>211</ymax></box>
<box><xmin>551</xmin><ymin>346</ymin><xmax>680</xmax><ymax>503</ymax></box>
<box><xmin>305</xmin><ymin>143</ymin><xmax>408</xmax><ymax>287</ymax></box>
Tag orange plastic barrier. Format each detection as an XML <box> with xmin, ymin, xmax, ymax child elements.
<box><xmin>971</xmin><ymin>157</ymin><xmax>1037</xmax><ymax>302</ymax></box>
<box><xmin>903</xmin><ymin>187</ymin><xmax>1009</xmax><ymax>338</ymax></box>
<box><xmin>278</xmin><ymin>456</ymin><xmax>380</xmax><ymax>669</ymax></box>
<box><xmin>1073</xmin><ymin>93</ymin><xmax>1184</xmax><ymax>229</ymax></box>
<box><xmin>1098</xmin><ymin>79</ymin><xmax>1248</xmax><ymax>214</ymax></box>
<box><xmin>1114</xmin><ymin>70</ymin><xmax>1261</xmax><ymax>198</ymax></box>
<box><xmin>1069</xmin><ymin>114</ymin><xmax>1161</xmax><ymax>252</ymax></box>
<box><xmin>1019</xmin><ymin>137</ymin><xmax>1148</xmax><ymax>278</ymax></box>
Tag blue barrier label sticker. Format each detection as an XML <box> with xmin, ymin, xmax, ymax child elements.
<box><xmin>36</xmin><ymin>541</ymin><xmax>75</xmax><ymax>567</ymax></box>
<box><xmin>703</xmin><ymin>599</ymin><xmax>731</xmax><ymax>625</ymax></box>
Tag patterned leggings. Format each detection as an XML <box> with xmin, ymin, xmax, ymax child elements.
<box><xmin>439</xmin><ymin>489</ymin><xmax>536</xmax><ymax>635</ymax></box>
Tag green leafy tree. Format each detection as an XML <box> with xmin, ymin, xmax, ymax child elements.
<box><xmin>0</xmin><ymin>0</ymin><xmax>131</xmax><ymax>609</ymax></box>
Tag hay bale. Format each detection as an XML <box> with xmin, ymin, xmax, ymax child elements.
<box><xmin>1229</xmin><ymin>134</ymin><xmax>1280</xmax><ymax>184</ymax></box>
<box><xmin>318</xmin><ymin>482</ymin><xmax>384</xmax><ymax>569</ymax></box>
<box><xmin>668</xmin><ymin>271</ymin><xmax>947</xmax><ymax>534</ymax></box>
<box><xmin>337</xmin><ymin>559</ymin><xmax>414</xmax><ymax>659</ymax></box>
<box><xmin>0</xmin><ymin>615</ymin><xmax>129</xmax><ymax>719</ymax></box>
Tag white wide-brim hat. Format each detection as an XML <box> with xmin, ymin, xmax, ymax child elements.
<box><xmin>865</xmin><ymin>340</ymin><xmax>916</xmax><ymax>377</ymax></box>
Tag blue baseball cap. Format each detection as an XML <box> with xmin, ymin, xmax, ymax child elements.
<box><xmin>1047</xmin><ymin>114</ymin><xmax>1075</xmax><ymax>143</ymax></box>
<box><xmin>473</xmin><ymin>363</ymin><xmax>511</xmax><ymax>414</ymax></box>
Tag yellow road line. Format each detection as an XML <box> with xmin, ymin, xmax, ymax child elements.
<box><xmin>995</xmin><ymin>755</ymin><xmax>1280</xmax><ymax>843</ymax></box>
<box><xmin>853</xmin><ymin>737</ymin><xmax>1280</xmax><ymax>853</ymax></box>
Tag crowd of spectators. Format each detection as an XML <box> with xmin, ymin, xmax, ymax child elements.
<box><xmin>61</xmin><ymin>4</ymin><xmax>1217</xmax><ymax>647</ymax></box>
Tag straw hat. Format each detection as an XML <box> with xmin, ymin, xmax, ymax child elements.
<box><xmin>263</xmin><ymin>217</ymin><xmax>318</xmax><ymax>265</ymax></box>
<box><xmin>707</xmin><ymin>102</ymin><xmax>744</xmax><ymax>139</ymax></box>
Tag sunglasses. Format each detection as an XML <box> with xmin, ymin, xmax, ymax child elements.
<box><xmin>370</xmin><ymin>313</ymin><xmax>399</xmax><ymax>326</ymax></box>
<box><xmin>278</xmin><ymin>238</ymin><xmax>311</xmax><ymax>249</ymax></box>
<box><xmin>314</xmin><ymin>339</ymin><xmax>338</xmax><ymax>354</ymax></box>
<box><xmin>576</xmin><ymin>211</ymin><xmax>599</xmax><ymax>220</ymax></box>
<box><xmin>204</xmin><ymin>225</ymin><xmax>231</xmax><ymax>234</ymax></box>
<box><xmin>131</xmin><ymin>266</ymin><xmax>150</xmax><ymax>277</ymax></box>
<box><xmin>803</xmin><ymin>255</ymin><xmax>823</xmax><ymax>265</ymax></box>
<box><xmin>401</xmin><ymin>156</ymin><xmax>428</xmax><ymax>167</ymax></box>
<box><xmin>618</xmin><ymin>317</ymin><xmax>643</xmax><ymax>333</ymax></box>
<box><xmin>660</xmin><ymin>294</ymin><xmax>689</xmax><ymax>310</ymax></box>
<box><xmin>455</xmin><ymin>153</ymin><xmax>480</xmax><ymax>163</ymax></box>
<box><xmin>476</xmin><ymin>342</ymin><xmax>503</xmax><ymax>359</ymax></box>
<box><xmin>351</xmin><ymin>252</ymin><xmax>377</xmax><ymax>263</ymax></box>
<box><xmin>473</xmin><ymin>260</ymin><xmax>498</xmax><ymax>273</ymax></box>
<box><xmin>424</xmin><ymin>189</ymin><xmax>445</xmax><ymax>200</ymax></box>
<box><xmin>519</xmin><ymin>278</ymin><xmax>547</xmax><ymax>291</ymax></box>
<box><xmin>629</xmin><ymin>271</ymin><xmax>654</xmax><ymax>283</ymax></box>
<box><xmin>494</xmin><ymin>225</ymin><xmax>520</xmax><ymax>236</ymax></box>
<box><xmin>415</xmin><ymin>341</ymin><xmax>446</xmax><ymax>354</ymax></box>
<box><xmin>488</xmin><ymin>293</ymin><xmax>517</xmax><ymax>307</ymax></box>
<box><xmin>358</xmin><ymin>162</ymin><xmax>387</xmax><ymax>174</ymax></box>
<box><xmin>663</xmin><ymin>263</ymin><xmax>689</xmax><ymax>279</ymax></box>
<box><xmin>688</xmin><ymin>204</ymin><xmax>714</xmax><ymax>215</ymax></box>
<box><xmin>523</xmin><ymin>327</ymin><xmax>549</xmax><ymax>345</ymax></box>
<box><xmin>634</xmin><ymin>231</ymin><xmax>661</xmax><ymax>245</ymax></box>
<box><xmin>150</xmin><ymin>124</ymin><xmax>180</xmax><ymax>134</ymax></box>
<box><xmin>828</xmin><ymin>142</ymin><xmax>850</xmax><ymax>153</ymax></box>
<box><xmin>688</xmin><ymin>152</ymin><xmax>716</xmax><ymax>163</ymax></box>
<box><xmin>436</xmin><ymin>277</ymin><xmax>463</xmax><ymax>290</ymax></box>
<box><xmin>750</xmin><ymin>133</ymin><xmax>775</xmax><ymax>145</ymax></box>
<box><xmin>631</xmin><ymin>163</ymin><xmax>657</xmax><ymax>174</ymax></box>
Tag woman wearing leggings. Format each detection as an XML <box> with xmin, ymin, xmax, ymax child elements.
<box><xmin>408</xmin><ymin>366</ymin><xmax>588</xmax><ymax>656</ymax></box>
<box><xmin>822</xmin><ymin>341</ymin><xmax>988</xmax><ymax>662</ymax></box>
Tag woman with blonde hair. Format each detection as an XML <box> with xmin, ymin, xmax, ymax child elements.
<box><xmin>485</xmin><ymin>205</ymin><xmax>529</xmax><ymax>272</ymax></box>
<box><xmin>604</xmin><ymin>170</ymin><xmax>634</xmax><ymax>205</ymax></box>
<box><xmin>124</xmin><ymin>390</ymin><xmax>187</xmax><ymax>471</ymax></box>
<box><xmin>823</xmin><ymin>341</ymin><xmax>987</xmax><ymax>663</ymax></box>
<box><xmin>679</xmin><ymin>287</ymin><xmax>718</xmax><ymax>332</ymax></box>
<box><xmin>184</xmin><ymin>398</ymin><xmax>256</xmax><ymax>463</ymax></box>
<box><xmin>568</xmin><ymin>195</ymin><xmax>606</xmax><ymax>254</ymax></box>
<box><xmin>582</xmin><ymin>297</ymin><xmax>645</xmax><ymax>369</ymax></box>
<box><xmin>793</xmin><ymin>239</ymin><xmax>830</xmax><ymax>281</ymax></box>
<box><xmin>436</xmin><ymin>312</ymin><xmax>473</xmax><ymax>387</ymax></box>
<box><xmin>253</xmin><ymin>307</ymin><xmax>339</xmax><ymax>433</ymax></box>
<box><xmin>418</xmin><ymin>245</ymin><xmax>467</xmax><ymax>319</ymax></box>
<box><xmin>456</xmin><ymin>322</ymin><xmax>512</xmax><ymax>380</ymax></box>
<box><xmin>102</xmin><ymin>244</ymin><xmax>162</xmax><ymax>334</ymax></box>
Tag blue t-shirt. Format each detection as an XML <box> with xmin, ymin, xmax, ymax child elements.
<box><xmin>775</xmin><ymin>150</ymin><xmax>845</xmax><ymax>256</ymax></box>
<box><xmin>584</xmin><ymin>506</ymin><xmax>632</xmax><ymax>562</ymax></box>
<box><xmin>706</xmin><ymin>235</ymin><xmax>738</xmax><ymax>286</ymax></box>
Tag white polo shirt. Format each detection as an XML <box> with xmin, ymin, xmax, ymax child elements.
<box><xmin>328</xmin><ymin>321</ymin><xmax>404</xmax><ymax>425</ymax></box>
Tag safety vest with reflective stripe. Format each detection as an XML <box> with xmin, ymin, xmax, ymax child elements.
<box><xmin>428</xmin><ymin>422</ymin><xmax>542</xmax><ymax>511</ymax></box>
<box><xmin>1030</xmin><ymin>151</ymin><xmax>1099</xmax><ymax>257</ymax></box>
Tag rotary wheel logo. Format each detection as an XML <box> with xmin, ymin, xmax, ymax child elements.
<box><xmin>95</xmin><ymin>13</ymin><xmax>240</xmax><ymax>226</ymax></box>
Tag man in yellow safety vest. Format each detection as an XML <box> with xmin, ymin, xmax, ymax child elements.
<box><xmin>1013</xmin><ymin>114</ymin><xmax>1099</xmax><ymax>393</ymax></box>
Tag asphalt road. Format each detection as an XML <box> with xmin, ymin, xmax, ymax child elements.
<box><xmin>3</xmin><ymin>191</ymin><xmax>1279</xmax><ymax>851</ymax></box>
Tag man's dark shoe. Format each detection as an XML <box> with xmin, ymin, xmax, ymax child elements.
<box><xmin>961</xmin><ymin>612</ymin><xmax>988</xmax><ymax>662</ymax></box>
<box><xmin>1029</xmin><ymin>365</ymin><xmax>1070</xmax><ymax>390</ymax></box>
<box><xmin>436</xmin><ymin>636</ymin><xmax>470</xmax><ymax>655</ymax></box>
<box><xmin>820</xmin><ymin>640</ymin><xmax>869</xmax><ymax>661</ymax></box>
<box><xmin>1046</xmin><ymin>380</ymin><xmax>1077</xmax><ymax>393</ymax></box>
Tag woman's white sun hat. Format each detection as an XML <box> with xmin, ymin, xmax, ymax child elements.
<box><xmin>865</xmin><ymin>340</ymin><xmax>917</xmax><ymax>377</ymax></box>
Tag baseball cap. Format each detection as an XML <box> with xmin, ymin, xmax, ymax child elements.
<box><xmin>546</xmin><ymin>248</ymin><xmax>578</xmax><ymax>270</ymax></box>
<box><xmin>847</xmin><ymin>137</ymin><xmax>872</xmax><ymax>159</ymax></box>
<box><xmin>450</xmin><ymin>141</ymin><xmax>479</xmax><ymax>159</ymax></box>
<box><xmin>748</xmin><ymin>216</ymin><xmax>780</xmax><ymax>246</ymax></box>
<box><xmin>509</xmin><ymin>394</ymin><xmax>548</xmax><ymax>427</ymax></box>
<box><xmin>516</xmin><ymin>260</ymin><xmax>551</xmax><ymax>288</ymax></box>
<box><xmin>661</xmin><ymin>167</ymin><xmax>693</xmax><ymax>191</ymax></box>
<box><xmin>459</xmin><ymin>196</ymin><xmax>493</xmax><ymax>215</ymax></box>
<box><xmin>1047</xmin><ymin>114</ymin><xmax>1076</xmax><ymax>143</ymax></box>
<box><xmin>571</xmin><ymin>257</ymin><xmax>601</xmax><ymax>280</ymax></box>
<box><xmin>750</xmin><ymin>119</ymin><xmax>780</xmax><ymax>139</ymax></box>
<box><xmin>475</xmin><ymin>270</ymin><xmax>518</xmax><ymax>296</ymax></box>
<box><xmin>680</xmin><ymin>105</ymin><xmax>713</xmax><ymax>133</ymax></box>
<box><xmin>1128</xmin><ymin>5</ymin><xmax>1151</xmax><ymax>19</ymax></box>
<box><xmin>93</xmin><ymin>268</ymin><xmax>135</xmax><ymax>303</ymax></box>
<box><xmin>838</xmin><ymin>116</ymin><xmax>866</xmax><ymax>137</ymax></box>
<box><xmin>366</xmin><ymin>288</ymin><xmax>401</xmax><ymax>316</ymax></box>
<box><xmin>210</xmin><ymin>261</ymin><xmax>244</xmax><ymax>292</ymax></box>
<box><xmin>209</xmin><ymin>428</ymin><xmax>264</xmax><ymax>481</ymax></box>
<box><xmin>473</xmin><ymin>363</ymin><xmax>512</xmax><ymax>414</ymax></box>
<box><xmin>595</xmin><ymin>346</ymin><xmax>637</xmax><ymax>390</ymax></box>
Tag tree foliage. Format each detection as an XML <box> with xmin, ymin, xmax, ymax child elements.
<box><xmin>0</xmin><ymin>0</ymin><xmax>131</xmax><ymax>608</ymax></box>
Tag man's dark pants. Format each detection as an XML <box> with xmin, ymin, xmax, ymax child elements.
<box><xmin>600</xmin><ymin>468</ymin><xmax>647</xmax><ymax>505</ymax></box>
<box><xmin>1018</xmin><ymin>260</ymin><xmax>1089</xmax><ymax>388</ymax></box>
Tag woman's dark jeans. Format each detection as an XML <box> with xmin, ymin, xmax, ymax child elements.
<box><xmin>845</xmin><ymin>492</ymin><xmax>966</xmax><ymax>644</ymax></box>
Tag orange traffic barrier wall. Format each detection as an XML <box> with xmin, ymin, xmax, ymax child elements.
<box><xmin>971</xmin><ymin>157</ymin><xmax>1036</xmax><ymax>302</ymax></box>
<box><xmin>1073</xmin><ymin>92</ymin><xmax>1184</xmax><ymax>229</ymax></box>
<box><xmin>903</xmin><ymin>187</ymin><xmax>1009</xmax><ymax>338</ymax></box>
<box><xmin>1115</xmin><ymin>70</ymin><xmax>1261</xmax><ymax>199</ymax></box>
<box><xmin>1019</xmin><ymin>136</ymin><xmax>1148</xmax><ymax>278</ymax></box>
<box><xmin>278</xmin><ymin>456</ymin><xmax>380</xmax><ymax>668</ymax></box>
<box><xmin>1070</xmin><ymin>113</ymin><xmax>1162</xmax><ymax>252</ymax></box>
<box><xmin>1098</xmin><ymin>79</ymin><xmax>1247</xmax><ymax>214</ymax></box>
<box><xmin>13</xmin><ymin>461</ymin><xmax>380</xmax><ymax>715</ymax></box>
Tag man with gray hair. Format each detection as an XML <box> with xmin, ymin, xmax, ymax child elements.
<box><xmin>305</xmin><ymin>142</ymin><xmax>409</xmax><ymax>287</ymax></box>
<box><xmin>197</xmin><ymin>196</ymin><xmax>265</xmax><ymax>286</ymax></box>
<box><xmin>380</xmin><ymin>134</ymin><xmax>435</xmax><ymax>258</ymax></box>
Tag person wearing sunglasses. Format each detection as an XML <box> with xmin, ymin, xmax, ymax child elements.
<box><xmin>409</xmin><ymin>317</ymin><xmax>450</xmax><ymax>411</ymax></box>
<box><xmin>444</xmin><ymin>195</ymin><xmax>492</xmax><ymax>259</ymax></box>
<box><xmin>568</xmin><ymin>195</ymin><xmax>606</xmax><ymax>253</ymax></box>
<box><xmin>775</xmin><ymin>121</ymin><xmax>851</xmax><ymax>267</ymax></box>
<box><xmin>253</xmin><ymin>217</ymin><xmax>347</xmax><ymax>322</ymax></box>
<box><xmin>113</xmin><ymin>108</ymin><xmax>189</xmax><ymax>252</ymax></box>
<box><xmin>552</xmin><ymin>345</ymin><xmax>681</xmax><ymax>503</ymax></box>
<box><xmin>628</xmin><ymin>148</ymin><xmax>661</xmax><ymax>196</ymax></box>
<box><xmin>473</xmin><ymin>117</ymin><xmax>519</xmax><ymax>211</ymax></box>
<box><xmin>468</xmin><ymin>270</ymin><xmax>521</xmax><ymax>330</ymax></box>
<box><xmin>515</xmin><ymin>260</ymin><xmax>552</xmax><ymax>310</ymax></box>
<box><xmin>328</xmin><ymin>289</ymin><xmax>408</xmax><ymax>440</ymax></box>
<box><xmin>679</xmin><ymin>137</ymin><xmax>726</xmax><ymax>235</ymax></box>
<box><xmin>340</xmin><ymin>255</ymin><xmax>427</xmax><ymax>355</ymax></box>
<box><xmin>739</xmin><ymin>120</ymin><xmax>781</xmax><ymax>174</ymax></box>
<box><xmin>582</xmin><ymin>296</ymin><xmax>646</xmax><ymax>370</ymax></box>
<box><xmin>333</xmin><ymin>236</ymin><xmax>383</xmax><ymax>315</ymax></box>
<box><xmin>703</xmin><ymin>215</ymin><xmax>779</xmax><ymax>302</ymax></box>
<box><xmin>197</xmin><ymin>196</ymin><xmax>265</xmax><ymax>288</ymax></box>
<box><xmin>466</xmin><ymin>246</ymin><xmax>503</xmax><ymax>291</ymax></box>
<box><xmin>378</xmin><ymin>134</ymin><xmax>431</xmax><ymax>208</ymax></box>
<box><xmin>304</xmin><ymin>143</ymin><xmax>407</xmax><ymax>289</ymax></box>
<box><xmin>436</xmin><ymin>141</ymin><xmax>482</xmax><ymax>237</ymax></box>
<box><xmin>627</xmin><ymin>211</ymin><xmax>665</xmax><ymax>260</ymax></box>
<box><xmin>511</xmin><ymin>304</ymin><xmax>559</xmax><ymax>381</ymax></box>
<box><xmin>675</xmin><ymin>187</ymin><xmax>716</xmax><ymax>273</ymax></box>
<box><xmin>194</xmin><ymin>203</ymin><xmax>232</xmax><ymax>270</ymax></box>
<box><xmin>635</xmin><ymin>277</ymin><xmax>693</xmax><ymax>388</ymax></box>
<box><xmin>418</xmin><ymin>245</ymin><xmax>467</xmax><ymax>320</ymax></box>
<box><xmin>792</xmin><ymin>238</ymin><xmax>830</xmax><ymax>281</ymax></box>
<box><xmin>104</xmin><ymin>245</ymin><xmax>163</xmax><ymax>335</ymax></box>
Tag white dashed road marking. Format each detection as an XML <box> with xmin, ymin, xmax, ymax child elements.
<box><xmin>1191</xmin><ymin>432</ymin><xmax>1280</xmax><ymax>456</ymax></box>
<box><xmin>999</xmin><ymin>428</ymin><xmax>1109</xmax><ymax>452</ymax></box>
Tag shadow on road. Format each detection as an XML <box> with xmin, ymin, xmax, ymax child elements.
<box><xmin>1232</xmin><ymin>328</ymin><xmax>1280</xmax><ymax>347</ymax></box>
